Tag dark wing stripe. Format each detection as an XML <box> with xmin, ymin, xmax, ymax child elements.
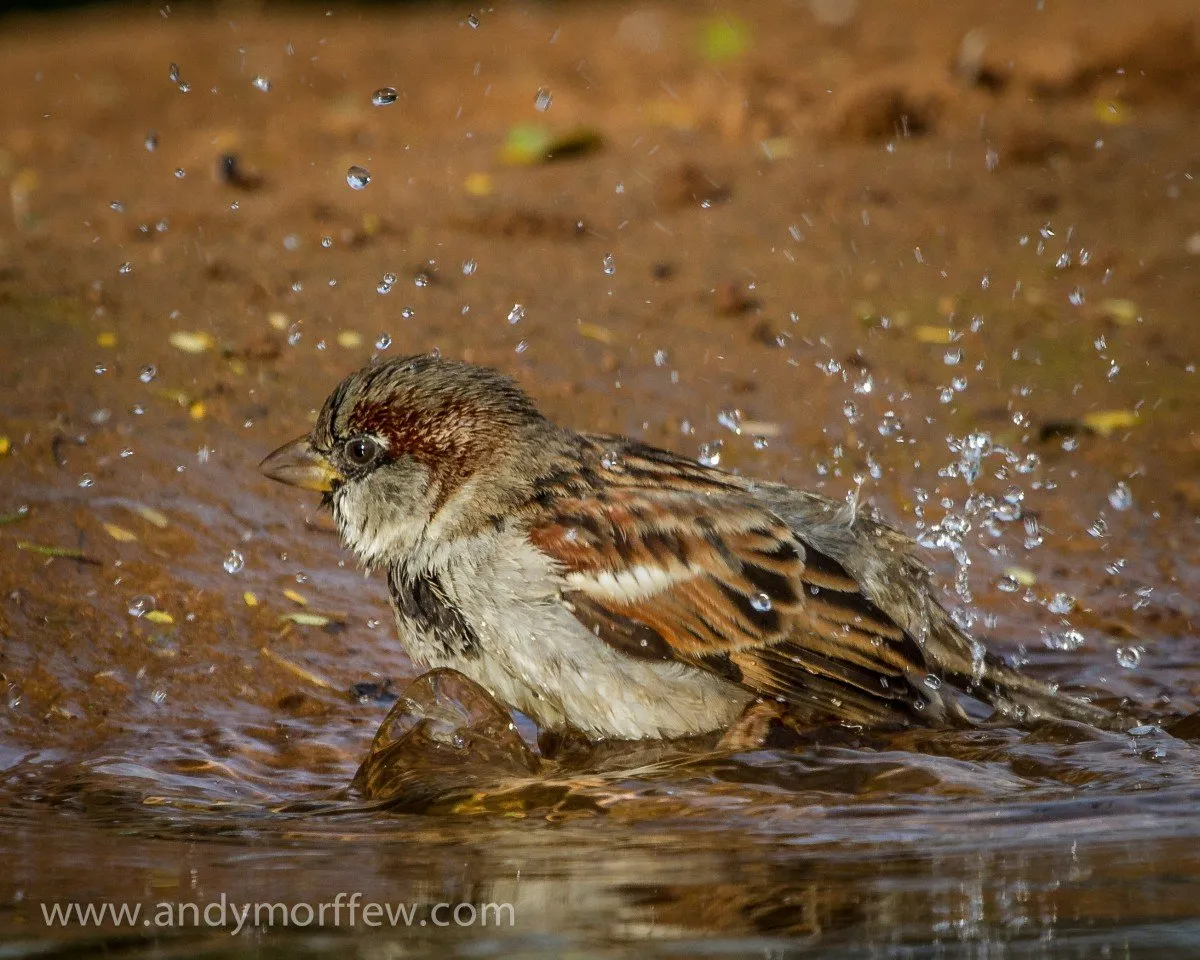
<box><xmin>534</xmin><ymin>434</ymin><xmax>948</xmax><ymax>728</ymax></box>
<box><xmin>569</xmin><ymin>594</ymin><xmax>675</xmax><ymax>661</ymax></box>
<box><xmin>797</xmin><ymin>548</ymin><xmax>863</xmax><ymax>592</ymax></box>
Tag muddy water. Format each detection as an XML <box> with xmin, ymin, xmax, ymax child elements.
<box><xmin>1</xmin><ymin>1</ymin><xmax>1198</xmax><ymax>956</ymax></box>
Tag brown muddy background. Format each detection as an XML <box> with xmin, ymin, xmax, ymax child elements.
<box><xmin>0</xmin><ymin>1</ymin><xmax>1198</xmax><ymax>957</ymax></box>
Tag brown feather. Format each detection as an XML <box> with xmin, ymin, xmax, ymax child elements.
<box><xmin>527</xmin><ymin>435</ymin><xmax>949</xmax><ymax>727</ymax></box>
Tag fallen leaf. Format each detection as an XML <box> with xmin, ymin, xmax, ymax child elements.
<box><xmin>463</xmin><ymin>172</ymin><xmax>493</xmax><ymax>196</ymax></box>
<box><xmin>169</xmin><ymin>331</ymin><xmax>215</xmax><ymax>354</ymax></box>
<box><xmin>130</xmin><ymin>504</ymin><xmax>169</xmax><ymax>528</ymax></box>
<box><xmin>278</xmin><ymin>612</ymin><xmax>331</xmax><ymax>628</ymax></box>
<box><xmin>103</xmin><ymin>522</ymin><xmax>138</xmax><ymax>543</ymax></box>
<box><xmin>577</xmin><ymin>322</ymin><xmax>615</xmax><ymax>345</ymax></box>
<box><xmin>1082</xmin><ymin>409</ymin><xmax>1139</xmax><ymax>436</ymax></box>
<box><xmin>914</xmin><ymin>326</ymin><xmax>955</xmax><ymax>344</ymax></box>
<box><xmin>260</xmin><ymin>645</ymin><xmax>335</xmax><ymax>688</ymax></box>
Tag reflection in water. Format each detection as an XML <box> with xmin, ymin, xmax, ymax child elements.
<box><xmin>3</xmin><ymin>0</ymin><xmax>1200</xmax><ymax>954</ymax></box>
<box><xmin>6</xmin><ymin>687</ymin><xmax>1200</xmax><ymax>956</ymax></box>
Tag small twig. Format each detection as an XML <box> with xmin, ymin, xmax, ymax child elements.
<box><xmin>17</xmin><ymin>541</ymin><xmax>102</xmax><ymax>565</ymax></box>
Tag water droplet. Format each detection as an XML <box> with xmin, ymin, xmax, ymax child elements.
<box><xmin>514</xmin><ymin>339</ymin><xmax>529</xmax><ymax>354</ymax></box>
<box><xmin>1108</xmin><ymin>481</ymin><xmax>1133</xmax><ymax>511</ymax></box>
<box><xmin>109</xmin><ymin>201</ymin><xmax>124</xmax><ymax>213</ymax></box>
<box><xmin>750</xmin><ymin>592</ymin><xmax>772</xmax><ymax>612</ymax></box>
<box><xmin>174</xmin><ymin>168</ymin><xmax>186</xmax><ymax>179</ymax></box>
<box><xmin>375</xmin><ymin>333</ymin><xmax>392</xmax><ymax>350</ymax></box>
<box><xmin>223</xmin><ymin>549</ymin><xmax>245</xmax><ymax>574</ymax></box>
<box><xmin>252</xmin><ymin>75</ymin><xmax>272</xmax><ymax>93</ymax></box>
<box><xmin>346</xmin><ymin>165</ymin><xmax>371</xmax><ymax>190</ymax></box>
<box><xmin>877</xmin><ymin>411</ymin><xmax>903</xmax><ymax>438</ymax></box>
<box><xmin>466</xmin><ymin>13</ymin><xmax>480</xmax><ymax>28</ymax></box>
<box><xmin>995</xmin><ymin>575</ymin><xmax>1020</xmax><ymax>593</ymax></box>
<box><xmin>1116</xmin><ymin>646</ymin><xmax>1141</xmax><ymax>670</ymax></box>
<box><xmin>924</xmin><ymin>674</ymin><xmax>943</xmax><ymax>690</ymax></box>
<box><xmin>461</xmin><ymin>259</ymin><xmax>477</xmax><ymax>276</ymax></box>
<box><xmin>144</xmin><ymin>131</ymin><xmax>158</xmax><ymax>152</ymax></box>
<box><xmin>1043</xmin><ymin>628</ymin><xmax>1085</xmax><ymax>651</ymax></box>
<box><xmin>752</xmin><ymin>435</ymin><xmax>769</xmax><ymax>450</ymax></box>
<box><xmin>600</xmin><ymin>449</ymin><xmax>621</xmax><ymax>469</ymax></box>
<box><xmin>168</xmin><ymin>63</ymin><xmax>181</xmax><ymax>83</ymax></box>
<box><xmin>128</xmin><ymin>594</ymin><xmax>156</xmax><ymax>618</ymax></box>
<box><xmin>287</xmin><ymin>322</ymin><xmax>302</xmax><ymax>346</ymax></box>
<box><xmin>138</xmin><ymin>364</ymin><xmax>157</xmax><ymax>383</ymax></box>
<box><xmin>78</xmin><ymin>474</ymin><xmax>95</xmax><ymax>489</ymax></box>
<box><xmin>534</xmin><ymin>87</ymin><xmax>553</xmax><ymax>112</ymax></box>
<box><xmin>842</xmin><ymin>401</ymin><xmax>859</xmax><ymax>423</ymax></box>
<box><xmin>943</xmin><ymin>348</ymin><xmax>962</xmax><ymax>365</ymax></box>
<box><xmin>377</xmin><ymin>272</ymin><xmax>397</xmax><ymax>295</ymax></box>
<box><xmin>1047</xmin><ymin>592</ymin><xmax>1075</xmax><ymax>615</ymax></box>
<box><xmin>698</xmin><ymin>440</ymin><xmax>723</xmax><ymax>467</ymax></box>
<box><xmin>371</xmin><ymin>86</ymin><xmax>397</xmax><ymax>106</ymax></box>
<box><xmin>118</xmin><ymin>261</ymin><xmax>132</xmax><ymax>275</ymax></box>
<box><xmin>94</xmin><ymin>363</ymin><xmax>107</xmax><ymax>375</ymax></box>
<box><xmin>507</xmin><ymin>303</ymin><xmax>526</xmax><ymax>325</ymax></box>
<box><xmin>717</xmin><ymin>409</ymin><xmax>742</xmax><ymax>434</ymax></box>
<box><xmin>602</xmin><ymin>252</ymin><xmax>616</xmax><ymax>275</ymax></box>
<box><xmin>852</xmin><ymin>373</ymin><xmax>874</xmax><ymax>394</ymax></box>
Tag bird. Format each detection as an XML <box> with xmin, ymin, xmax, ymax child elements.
<box><xmin>260</xmin><ymin>354</ymin><xmax>1124</xmax><ymax>743</ymax></box>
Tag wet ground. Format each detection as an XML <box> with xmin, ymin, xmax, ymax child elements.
<box><xmin>1</xmin><ymin>0</ymin><xmax>1198</xmax><ymax>955</ymax></box>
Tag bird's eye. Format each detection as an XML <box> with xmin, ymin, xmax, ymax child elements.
<box><xmin>343</xmin><ymin>436</ymin><xmax>381</xmax><ymax>467</ymax></box>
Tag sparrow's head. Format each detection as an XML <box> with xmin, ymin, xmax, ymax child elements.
<box><xmin>260</xmin><ymin>354</ymin><xmax>553</xmax><ymax>566</ymax></box>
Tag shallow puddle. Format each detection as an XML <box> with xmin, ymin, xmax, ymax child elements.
<box><xmin>1</xmin><ymin>1</ymin><xmax>1198</xmax><ymax>956</ymax></box>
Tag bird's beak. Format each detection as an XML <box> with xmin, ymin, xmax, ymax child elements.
<box><xmin>259</xmin><ymin>437</ymin><xmax>342</xmax><ymax>493</ymax></box>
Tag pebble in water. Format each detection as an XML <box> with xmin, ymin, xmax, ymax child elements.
<box><xmin>223</xmin><ymin>549</ymin><xmax>245</xmax><ymax>574</ymax></box>
<box><xmin>346</xmin><ymin>165</ymin><xmax>371</xmax><ymax>190</ymax></box>
<box><xmin>372</xmin><ymin>87</ymin><xmax>398</xmax><ymax>106</ymax></box>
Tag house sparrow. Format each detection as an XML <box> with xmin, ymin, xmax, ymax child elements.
<box><xmin>261</xmin><ymin>355</ymin><xmax>1124</xmax><ymax>741</ymax></box>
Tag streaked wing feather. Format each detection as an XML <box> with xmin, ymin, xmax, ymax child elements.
<box><xmin>530</xmin><ymin>437</ymin><xmax>945</xmax><ymax>726</ymax></box>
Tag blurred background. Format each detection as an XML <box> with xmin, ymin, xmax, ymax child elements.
<box><xmin>1</xmin><ymin>1</ymin><xmax>1198</xmax><ymax>957</ymax></box>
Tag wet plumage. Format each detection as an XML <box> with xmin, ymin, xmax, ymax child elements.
<box><xmin>261</xmin><ymin>354</ymin><xmax>1126</xmax><ymax>741</ymax></box>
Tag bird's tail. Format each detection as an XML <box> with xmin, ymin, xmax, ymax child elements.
<box><xmin>934</xmin><ymin>638</ymin><xmax>1132</xmax><ymax>731</ymax></box>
